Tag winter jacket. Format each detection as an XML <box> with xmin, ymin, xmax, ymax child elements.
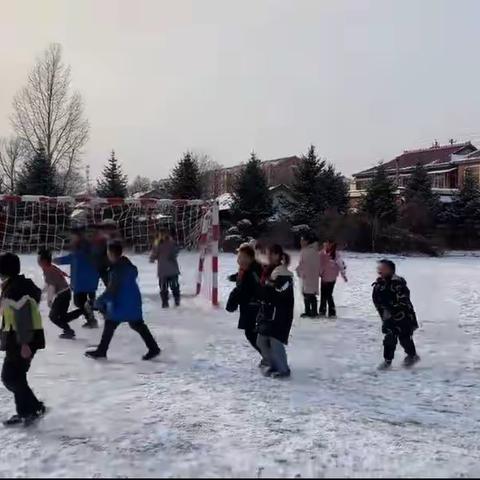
<box><xmin>150</xmin><ymin>239</ymin><xmax>180</xmax><ymax>280</ymax></box>
<box><xmin>319</xmin><ymin>250</ymin><xmax>347</xmax><ymax>283</ymax></box>
<box><xmin>257</xmin><ymin>264</ymin><xmax>294</xmax><ymax>345</ymax></box>
<box><xmin>0</xmin><ymin>275</ymin><xmax>44</xmax><ymax>352</ymax></box>
<box><xmin>54</xmin><ymin>240</ymin><xmax>100</xmax><ymax>294</ymax></box>
<box><xmin>227</xmin><ymin>261</ymin><xmax>263</xmax><ymax>331</ymax></box>
<box><xmin>91</xmin><ymin>235</ymin><xmax>110</xmax><ymax>274</ymax></box>
<box><xmin>372</xmin><ymin>274</ymin><xmax>419</xmax><ymax>334</ymax></box>
<box><xmin>43</xmin><ymin>264</ymin><xmax>70</xmax><ymax>306</ymax></box>
<box><xmin>296</xmin><ymin>242</ymin><xmax>321</xmax><ymax>294</ymax></box>
<box><xmin>94</xmin><ymin>256</ymin><xmax>143</xmax><ymax>323</ymax></box>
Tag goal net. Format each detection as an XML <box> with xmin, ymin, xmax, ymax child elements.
<box><xmin>0</xmin><ymin>195</ymin><xmax>220</xmax><ymax>305</ymax></box>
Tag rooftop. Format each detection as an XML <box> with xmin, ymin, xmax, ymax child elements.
<box><xmin>354</xmin><ymin>142</ymin><xmax>476</xmax><ymax>177</ymax></box>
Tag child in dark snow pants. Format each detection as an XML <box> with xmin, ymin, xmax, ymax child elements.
<box><xmin>372</xmin><ymin>259</ymin><xmax>420</xmax><ymax>370</ymax></box>
<box><xmin>150</xmin><ymin>230</ymin><xmax>181</xmax><ymax>308</ymax></box>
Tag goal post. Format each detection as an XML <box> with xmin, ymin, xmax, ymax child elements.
<box><xmin>0</xmin><ymin>195</ymin><xmax>220</xmax><ymax>306</ymax></box>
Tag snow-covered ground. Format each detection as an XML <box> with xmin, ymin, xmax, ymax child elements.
<box><xmin>1</xmin><ymin>252</ymin><xmax>480</xmax><ymax>478</ymax></box>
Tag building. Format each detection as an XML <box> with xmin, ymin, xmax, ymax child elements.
<box><xmin>350</xmin><ymin>141</ymin><xmax>479</xmax><ymax>209</ymax></box>
<box><xmin>210</xmin><ymin>156</ymin><xmax>302</xmax><ymax>196</ymax></box>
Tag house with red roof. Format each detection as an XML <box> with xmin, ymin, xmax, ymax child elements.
<box><xmin>350</xmin><ymin>141</ymin><xmax>479</xmax><ymax>209</ymax></box>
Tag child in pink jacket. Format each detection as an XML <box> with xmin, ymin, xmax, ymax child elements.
<box><xmin>296</xmin><ymin>232</ymin><xmax>321</xmax><ymax>318</ymax></box>
<box><xmin>319</xmin><ymin>240</ymin><xmax>347</xmax><ymax>318</ymax></box>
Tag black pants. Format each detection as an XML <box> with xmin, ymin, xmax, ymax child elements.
<box><xmin>383</xmin><ymin>330</ymin><xmax>417</xmax><ymax>362</ymax></box>
<box><xmin>96</xmin><ymin>319</ymin><xmax>160</xmax><ymax>355</ymax></box>
<box><xmin>244</xmin><ymin>327</ymin><xmax>260</xmax><ymax>353</ymax></box>
<box><xmin>320</xmin><ymin>281</ymin><xmax>336</xmax><ymax>316</ymax></box>
<box><xmin>99</xmin><ymin>269</ymin><xmax>110</xmax><ymax>288</ymax></box>
<box><xmin>303</xmin><ymin>294</ymin><xmax>318</xmax><ymax>316</ymax></box>
<box><xmin>49</xmin><ymin>290</ymin><xmax>74</xmax><ymax>332</ymax></box>
<box><xmin>65</xmin><ymin>292</ymin><xmax>96</xmax><ymax>323</ymax></box>
<box><xmin>159</xmin><ymin>276</ymin><xmax>180</xmax><ymax>307</ymax></box>
<box><xmin>2</xmin><ymin>350</ymin><xmax>42</xmax><ymax>417</ymax></box>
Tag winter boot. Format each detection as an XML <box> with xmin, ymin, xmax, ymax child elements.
<box><xmin>3</xmin><ymin>415</ymin><xmax>22</xmax><ymax>427</ymax></box>
<box><xmin>142</xmin><ymin>347</ymin><xmax>161</xmax><ymax>361</ymax></box>
<box><xmin>23</xmin><ymin>404</ymin><xmax>47</xmax><ymax>427</ymax></box>
<box><xmin>271</xmin><ymin>369</ymin><xmax>291</xmax><ymax>379</ymax></box>
<box><xmin>377</xmin><ymin>360</ymin><xmax>392</xmax><ymax>370</ymax></box>
<box><xmin>85</xmin><ymin>349</ymin><xmax>107</xmax><ymax>360</ymax></box>
<box><xmin>59</xmin><ymin>329</ymin><xmax>76</xmax><ymax>339</ymax></box>
<box><xmin>403</xmin><ymin>354</ymin><xmax>420</xmax><ymax>368</ymax></box>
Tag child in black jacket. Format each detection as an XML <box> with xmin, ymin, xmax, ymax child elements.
<box><xmin>226</xmin><ymin>244</ymin><xmax>264</xmax><ymax>361</ymax></box>
<box><xmin>256</xmin><ymin>244</ymin><xmax>294</xmax><ymax>378</ymax></box>
<box><xmin>372</xmin><ymin>259</ymin><xmax>420</xmax><ymax>370</ymax></box>
<box><xmin>0</xmin><ymin>253</ymin><xmax>46</xmax><ymax>426</ymax></box>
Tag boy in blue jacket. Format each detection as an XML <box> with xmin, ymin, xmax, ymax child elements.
<box><xmin>85</xmin><ymin>241</ymin><xmax>161</xmax><ymax>360</ymax></box>
<box><xmin>54</xmin><ymin>229</ymin><xmax>100</xmax><ymax>329</ymax></box>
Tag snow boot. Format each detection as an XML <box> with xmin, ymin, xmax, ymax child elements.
<box><xmin>23</xmin><ymin>404</ymin><xmax>47</xmax><ymax>427</ymax></box>
<box><xmin>272</xmin><ymin>370</ymin><xmax>291</xmax><ymax>379</ymax></box>
<box><xmin>263</xmin><ymin>368</ymin><xmax>277</xmax><ymax>377</ymax></box>
<box><xmin>258</xmin><ymin>359</ymin><xmax>269</xmax><ymax>369</ymax></box>
<box><xmin>403</xmin><ymin>354</ymin><xmax>420</xmax><ymax>368</ymax></box>
<box><xmin>59</xmin><ymin>329</ymin><xmax>75</xmax><ymax>339</ymax></box>
<box><xmin>3</xmin><ymin>415</ymin><xmax>22</xmax><ymax>427</ymax></box>
<box><xmin>142</xmin><ymin>347</ymin><xmax>161</xmax><ymax>361</ymax></box>
<box><xmin>82</xmin><ymin>320</ymin><xmax>99</xmax><ymax>329</ymax></box>
<box><xmin>377</xmin><ymin>360</ymin><xmax>392</xmax><ymax>370</ymax></box>
<box><xmin>85</xmin><ymin>349</ymin><xmax>107</xmax><ymax>360</ymax></box>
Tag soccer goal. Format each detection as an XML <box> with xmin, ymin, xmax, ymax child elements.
<box><xmin>0</xmin><ymin>195</ymin><xmax>220</xmax><ymax>306</ymax></box>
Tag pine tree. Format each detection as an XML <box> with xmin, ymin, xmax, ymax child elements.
<box><xmin>319</xmin><ymin>163</ymin><xmax>350</xmax><ymax>214</ymax></box>
<box><xmin>96</xmin><ymin>150</ymin><xmax>128</xmax><ymax>198</ymax></box>
<box><xmin>404</xmin><ymin>163</ymin><xmax>439</xmax><ymax>211</ymax></box>
<box><xmin>450</xmin><ymin>170</ymin><xmax>480</xmax><ymax>224</ymax></box>
<box><xmin>231</xmin><ymin>152</ymin><xmax>273</xmax><ymax>234</ymax></box>
<box><xmin>168</xmin><ymin>152</ymin><xmax>202</xmax><ymax>199</ymax></box>
<box><xmin>289</xmin><ymin>145</ymin><xmax>326</xmax><ymax>226</ymax></box>
<box><xmin>16</xmin><ymin>145</ymin><xmax>59</xmax><ymax>196</ymax></box>
<box><xmin>401</xmin><ymin>163</ymin><xmax>440</xmax><ymax>233</ymax></box>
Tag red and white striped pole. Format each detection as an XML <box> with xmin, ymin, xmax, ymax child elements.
<box><xmin>211</xmin><ymin>201</ymin><xmax>220</xmax><ymax>306</ymax></box>
<box><xmin>196</xmin><ymin>211</ymin><xmax>210</xmax><ymax>296</ymax></box>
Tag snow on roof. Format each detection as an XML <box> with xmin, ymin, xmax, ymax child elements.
<box><xmin>217</xmin><ymin>193</ymin><xmax>233</xmax><ymax>211</ymax></box>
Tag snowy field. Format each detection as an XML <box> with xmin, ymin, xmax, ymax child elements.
<box><xmin>1</xmin><ymin>251</ymin><xmax>480</xmax><ymax>478</ymax></box>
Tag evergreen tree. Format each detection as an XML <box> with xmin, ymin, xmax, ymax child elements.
<box><xmin>96</xmin><ymin>150</ymin><xmax>128</xmax><ymax>198</ymax></box>
<box><xmin>362</xmin><ymin>164</ymin><xmax>398</xmax><ymax>225</ymax></box>
<box><xmin>319</xmin><ymin>163</ymin><xmax>350</xmax><ymax>214</ymax></box>
<box><xmin>404</xmin><ymin>163</ymin><xmax>439</xmax><ymax>211</ymax></box>
<box><xmin>168</xmin><ymin>152</ymin><xmax>202</xmax><ymax>199</ymax></box>
<box><xmin>16</xmin><ymin>145</ymin><xmax>59</xmax><ymax>196</ymax></box>
<box><xmin>289</xmin><ymin>145</ymin><xmax>326</xmax><ymax>226</ymax></box>
<box><xmin>231</xmin><ymin>152</ymin><xmax>273</xmax><ymax>234</ymax></box>
<box><xmin>400</xmin><ymin>163</ymin><xmax>440</xmax><ymax>233</ymax></box>
<box><xmin>448</xmin><ymin>170</ymin><xmax>480</xmax><ymax>224</ymax></box>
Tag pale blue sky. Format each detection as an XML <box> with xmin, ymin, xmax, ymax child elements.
<box><xmin>1</xmin><ymin>0</ymin><xmax>479</xmax><ymax>180</ymax></box>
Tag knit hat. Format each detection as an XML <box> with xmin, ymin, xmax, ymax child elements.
<box><xmin>0</xmin><ymin>253</ymin><xmax>21</xmax><ymax>278</ymax></box>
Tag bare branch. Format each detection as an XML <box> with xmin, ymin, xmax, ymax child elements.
<box><xmin>10</xmin><ymin>43</ymin><xmax>89</xmax><ymax>191</ymax></box>
<box><xmin>0</xmin><ymin>136</ymin><xmax>26</xmax><ymax>193</ymax></box>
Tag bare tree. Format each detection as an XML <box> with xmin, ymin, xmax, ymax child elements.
<box><xmin>128</xmin><ymin>175</ymin><xmax>152</xmax><ymax>196</ymax></box>
<box><xmin>192</xmin><ymin>152</ymin><xmax>222</xmax><ymax>199</ymax></box>
<box><xmin>10</xmin><ymin>43</ymin><xmax>89</xmax><ymax>193</ymax></box>
<box><xmin>0</xmin><ymin>136</ymin><xmax>25</xmax><ymax>193</ymax></box>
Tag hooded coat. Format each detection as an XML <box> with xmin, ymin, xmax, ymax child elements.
<box><xmin>296</xmin><ymin>242</ymin><xmax>321</xmax><ymax>294</ymax></box>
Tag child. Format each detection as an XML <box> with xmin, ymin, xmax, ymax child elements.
<box><xmin>54</xmin><ymin>228</ymin><xmax>100</xmax><ymax>328</ymax></box>
<box><xmin>0</xmin><ymin>253</ymin><xmax>46</xmax><ymax>426</ymax></box>
<box><xmin>256</xmin><ymin>244</ymin><xmax>294</xmax><ymax>379</ymax></box>
<box><xmin>319</xmin><ymin>240</ymin><xmax>347</xmax><ymax>318</ymax></box>
<box><xmin>38</xmin><ymin>249</ymin><xmax>75</xmax><ymax>339</ymax></box>
<box><xmin>85</xmin><ymin>241</ymin><xmax>161</xmax><ymax>360</ymax></box>
<box><xmin>150</xmin><ymin>229</ymin><xmax>180</xmax><ymax>308</ymax></box>
<box><xmin>296</xmin><ymin>232</ymin><xmax>321</xmax><ymax>318</ymax></box>
<box><xmin>372</xmin><ymin>259</ymin><xmax>420</xmax><ymax>370</ymax></box>
<box><xmin>226</xmin><ymin>244</ymin><xmax>264</xmax><ymax>361</ymax></box>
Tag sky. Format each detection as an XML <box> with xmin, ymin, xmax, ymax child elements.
<box><xmin>1</xmin><ymin>0</ymin><xmax>480</xmax><ymax>182</ymax></box>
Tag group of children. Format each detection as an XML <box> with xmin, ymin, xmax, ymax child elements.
<box><xmin>227</xmin><ymin>233</ymin><xmax>420</xmax><ymax>377</ymax></box>
<box><xmin>0</xmin><ymin>224</ymin><xmax>421</xmax><ymax>425</ymax></box>
<box><xmin>0</xmin><ymin>226</ymin><xmax>180</xmax><ymax>426</ymax></box>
